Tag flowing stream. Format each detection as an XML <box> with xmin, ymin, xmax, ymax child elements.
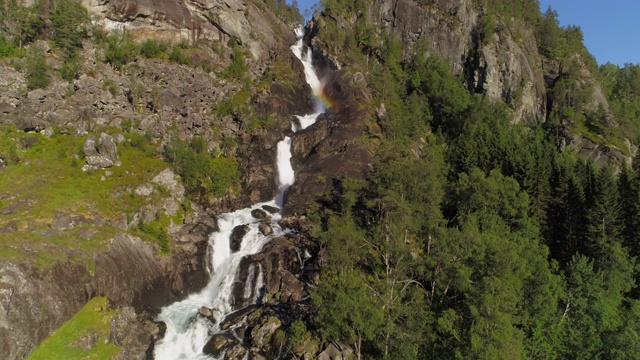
<box><xmin>153</xmin><ymin>28</ymin><xmax>323</xmax><ymax>360</ymax></box>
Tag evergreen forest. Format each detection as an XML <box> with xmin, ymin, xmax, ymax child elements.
<box><xmin>303</xmin><ymin>0</ymin><xmax>640</xmax><ymax>358</ymax></box>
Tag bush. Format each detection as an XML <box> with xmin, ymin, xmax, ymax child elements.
<box><xmin>60</xmin><ymin>56</ymin><xmax>82</xmax><ymax>81</ymax></box>
<box><xmin>138</xmin><ymin>218</ymin><xmax>170</xmax><ymax>253</ymax></box>
<box><xmin>102</xmin><ymin>78</ymin><xmax>119</xmax><ymax>96</ymax></box>
<box><xmin>168</xmin><ymin>47</ymin><xmax>189</xmax><ymax>65</ymax></box>
<box><xmin>104</xmin><ymin>30</ymin><xmax>138</xmax><ymax>69</ymax></box>
<box><xmin>25</xmin><ymin>45</ymin><xmax>50</xmax><ymax>89</ymax></box>
<box><xmin>222</xmin><ymin>45</ymin><xmax>246</xmax><ymax>79</ymax></box>
<box><xmin>120</xmin><ymin>118</ymin><xmax>132</xmax><ymax>133</ymax></box>
<box><xmin>50</xmin><ymin>0</ymin><xmax>88</xmax><ymax>58</ymax></box>
<box><xmin>164</xmin><ymin>138</ymin><xmax>240</xmax><ymax>199</ymax></box>
<box><xmin>139</xmin><ymin>39</ymin><xmax>167</xmax><ymax>58</ymax></box>
<box><xmin>0</xmin><ymin>34</ymin><xmax>21</xmax><ymax>58</ymax></box>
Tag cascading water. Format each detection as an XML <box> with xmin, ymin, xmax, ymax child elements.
<box><xmin>153</xmin><ymin>28</ymin><xmax>324</xmax><ymax>360</ymax></box>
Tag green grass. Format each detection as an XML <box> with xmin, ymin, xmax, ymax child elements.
<box><xmin>27</xmin><ymin>297</ymin><xmax>121</xmax><ymax>360</ymax></box>
<box><xmin>0</xmin><ymin>124</ymin><xmax>170</xmax><ymax>265</ymax></box>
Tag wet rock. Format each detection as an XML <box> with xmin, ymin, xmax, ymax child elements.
<box><xmin>251</xmin><ymin>208</ymin><xmax>268</xmax><ymax>220</ymax></box>
<box><xmin>290</xmin><ymin>118</ymin><xmax>330</xmax><ymax>167</ymax></box>
<box><xmin>203</xmin><ymin>333</ymin><xmax>238</xmax><ymax>357</ymax></box>
<box><xmin>220</xmin><ymin>305</ymin><xmax>259</xmax><ymax>331</ymax></box>
<box><xmin>199</xmin><ymin>306</ymin><xmax>215</xmax><ymax>321</ymax></box>
<box><xmin>250</xmin><ymin>316</ymin><xmax>281</xmax><ymax>348</ymax></box>
<box><xmin>225</xmin><ymin>344</ymin><xmax>248</xmax><ymax>359</ymax></box>
<box><xmin>283</xmin><ymin>71</ymin><xmax>375</xmax><ymax>216</ymax></box>
<box><xmin>248</xmin><ymin>237</ymin><xmax>306</xmax><ymax>304</ymax></box>
<box><xmin>258</xmin><ymin>223</ymin><xmax>273</xmax><ymax>236</ymax></box>
<box><xmin>230</xmin><ymin>225</ymin><xmax>249</xmax><ymax>252</ymax></box>
<box><xmin>261</xmin><ymin>205</ymin><xmax>279</xmax><ymax>214</ymax></box>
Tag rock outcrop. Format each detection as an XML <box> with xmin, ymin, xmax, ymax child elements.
<box><xmin>83</xmin><ymin>132</ymin><xmax>119</xmax><ymax>168</ymax></box>
<box><xmin>284</xmin><ymin>69</ymin><xmax>376</xmax><ymax>216</ymax></box>
<box><xmin>82</xmin><ymin>0</ymin><xmax>296</xmax><ymax>60</ymax></box>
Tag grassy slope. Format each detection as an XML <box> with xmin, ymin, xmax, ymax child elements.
<box><xmin>27</xmin><ymin>297</ymin><xmax>121</xmax><ymax>360</ymax></box>
<box><xmin>0</xmin><ymin>123</ymin><xmax>168</xmax><ymax>266</ymax></box>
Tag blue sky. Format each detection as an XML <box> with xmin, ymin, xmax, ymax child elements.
<box><xmin>291</xmin><ymin>0</ymin><xmax>639</xmax><ymax>66</ymax></box>
<box><xmin>540</xmin><ymin>1</ymin><xmax>640</xmax><ymax>66</ymax></box>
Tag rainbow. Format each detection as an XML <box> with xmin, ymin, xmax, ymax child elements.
<box><xmin>311</xmin><ymin>80</ymin><xmax>339</xmax><ymax>112</ymax></box>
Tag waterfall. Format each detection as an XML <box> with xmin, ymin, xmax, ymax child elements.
<box><xmin>153</xmin><ymin>28</ymin><xmax>323</xmax><ymax>359</ymax></box>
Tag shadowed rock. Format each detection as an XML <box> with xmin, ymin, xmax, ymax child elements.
<box><xmin>230</xmin><ymin>225</ymin><xmax>249</xmax><ymax>252</ymax></box>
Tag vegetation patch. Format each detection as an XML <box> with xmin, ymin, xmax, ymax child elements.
<box><xmin>0</xmin><ymin>124</ymin><xmax>168</xmax><ymax>265</ymax></box>
<box><xmin>27</xmin><ymin>297</ymin><xmax>121</xmax><ymax>360</ymax></box>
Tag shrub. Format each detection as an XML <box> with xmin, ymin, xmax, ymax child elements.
<box><xmin>104</xmin><ymin>30</ymin><xmax>138</xmax><ymax>69</ymax></box>
<box><xmin>60</xmin><ymin>56</ymin><xmax>82</xmax><ymax>81</ymax></box>
<box><xmin>25</xmin><ymin>45</ymin><xmax>50</xmax><ymax>89</ymax></box>
<box><xmin>138</xmin><ymin>218</ymin><xmax>170</xmax><ymax>253</ymax></box>
<box><xmin>222</xmin><ymin>45</ymin><xmax>246</xmax><ymax>79</ymax></box>
<box><xmin>140</xmin><ymin>39</ymin><xmax>167</xmax><ymax>58</ymax></box>
<box><xmin>164</xmin><ymin>138</ymin><xmax>240</xmax><ymax>199</ymax></box>
<box><xmin>0</xmin><ymin>34</ymin><xmax>20</xmax><ymax>58</ymax></box>
<box><xmin>120</xmin><ymin>118</ymin><xmax>132</xmax><ymax>133</ymax></box>
<box><xmin>50</xmin><ymin>0</ymin><xmax>89</xmax><ymax>58</ymax></box>
<box><xmin>168</xmin><ymin>47</ymin><xmax>189</xmax><ymax>65</ymax></box>
<box><xmin>102</xmin><ymin>78</ymin><xmax>119</xmax><ymax>96</ymax></box>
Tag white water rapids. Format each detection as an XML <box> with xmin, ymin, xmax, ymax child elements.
<box><xmin>153</xmin><ymin>28</ymin><xmax>323</xmax><ymax>360</ymax></box>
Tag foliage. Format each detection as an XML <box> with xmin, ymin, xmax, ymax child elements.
<box><xmin>120</xmin><ymin>118</ymin><xmax>132</xmax><ymax>133</ymax></box>
<box><xmin>168</xmin><ymin>47</ymin><xmax>189</xmax><ymax>65</ymax></box>
<box><xmin>104</xmin><ymin>30</ymin><xmax>138</xmax><ymax>69</ymax></box>
<box><xmin>138</xmin><ymin>216</ymin><xmax>171</xmax><ymax>253</ymax></box>
<box><xmin>0</xmin><ymin>0</ymin><xmax>44</xmax><ymax>49</ymax></box>
<box><xmin>50</xmin><ymin>0</ymin><xmax>88</xmax><ymax>59</ymax></box>
<box><xmin>27</xmin><ymin>297</ymin><xmax>121</xmax><ymax>360</ymax></box>
<box><xmin>304</xmin><ymin>2</ymin><xmax>640</xmax><ymax>357</ymax></box>
<box><xmin>139</xmin><ymin>38</ymin><xmax>168</xmax><ymax>58</ymax></box>
<box><xmin>262</xmin><ymin>0</ymin><xmax>303</xmax><ymax>24</ymax></box>
<box><xmin>102</xmin><ymin>78</ymin><xmax>119</xmax><ymax>96</ymax></box>
<box><xmin>164</xmin><ymin>137</ymin><xmax>240</xmax><ymax>200</ymax></box>
<box><xmin>25</xmin><ymin>44</ymin><xmax>50</xmax><ymax>89</ymax></box>
<box><xmin>0</xmin><ymin>34</ymin><xmax>23</xmax><ymax>58</ymax></box>
<box><xmin>60</xmin><ymin>55</ymin><xmax>82</xmax><ymax>81</ymax></box>
<box><xmin>222</xmin><ymin>45</ymin><xmax>247</xmax><ymax>79</ymax></box>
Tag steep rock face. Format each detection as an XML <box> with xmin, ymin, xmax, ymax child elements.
<box><xmin>377</xmin><ymin>0</ymin><xmax>545</xmax><ymax>122</ymax></box>
<box><xmin>83</xmin><ymin>0</ymin><xmax>295</xmax><ymax>59</ymax></box>
<box><xmin>284</xmin><ymin>69</ymin><xmax>376</xmax><ymax>216</ymax></box>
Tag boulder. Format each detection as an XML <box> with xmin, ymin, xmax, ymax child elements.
<box><xmin>152</xmin><ymin>168</ymin><xmax>186</xmax><ymax>200</ymax></box>
<box><xmin>230</xmin><ymin>225</ymin><xmax>249</xmax><ymax>252</ymax></box>
<box><xmin>83</xmin><ymin>133</ymin><xmax>119</xmax><ymax>168</ymax></box>
<box><xmin>317</xmin><ymin>342</ymin><xmax>354</xmax><ymax>360</ymax></box>
<box><xmin>250</xmin><ymin>316</ymin><xmax>281</xmax><ymax>348</ymax></box>
<box><xmin>251</xmin><ymin>208</ymin><xmax>268</xmax><ymax>220</ymax></box>
<box><xmin>199</xmin><ymin>306</ymin><xmax>215</xmax><ymax>322</ymax></box>
<box><xmin>98</xmin><ymin>133</ymin><xmax>119</xmax><ymax>162</ymax></box>
<box><xmin>224</xmin><ymin>344</ymin><xmax>248</xmax><ymax>360</ymax></box>
<box><xmin>261</xmin><ymin>205</ymin><xmax>280</xmax><ymax>214</ymax></box>
<box><xmin>258</xmin><ymin>223</ymin><xmax>273</xmax><ymax>236</ymax></box>
<box><xmin>202</xmin><ymin>333</ymin><xmax>237</xmax><ymax>357</ymax></box>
